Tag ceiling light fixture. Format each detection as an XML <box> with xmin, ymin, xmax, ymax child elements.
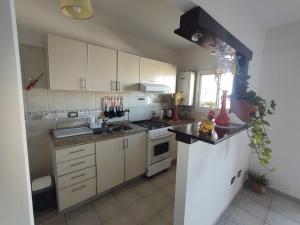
<box><xmin>191</xmin><ymin>32</ymin><xmax>203</xmax><ymax>42</ymax></box>
<box><xmin>59</xmin><ymin>0</ymin><xmax>93</xmax><ymax>20</ymax></box>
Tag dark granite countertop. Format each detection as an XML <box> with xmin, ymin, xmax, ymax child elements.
<box><xmin>163</xmin><ymin>118</ymin><xmax>194</xmax><ymax>127</ymax></box>
<box><xmin>50</xmin><ymin>123</ymin><xmax>147</xmax><ymax>150</ymax></box>
<box><xmin>168</xmin><ymin>122</ymin><xmax>248</xmax><ymax>145</ymax></box>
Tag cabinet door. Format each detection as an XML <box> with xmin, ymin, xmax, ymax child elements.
<box><xmin>47</xmin><ymin>34</ymin><xmax>88</xmax><ymax>91</ymax></box>
<box><xmin>125</xmin><ymin>132</ymin><xmax>146</xmax><ymax>181</ymax></box>
<box><xmin>164</xmin><ymin>63</ymin><xmax>177</xmax><ymax>93</ymax></box>
<box><xmin>117</xmin><ymin>51</ymin><xmax>140</xmax><ymax>91</ymax></box>
<box><xmin>96</xmin><ymin>137</ymin><xmax>124</xmax><ymax>193</ymax></box>
<box><xmin>140</xmin><ymin>57</ymin><xmax>164</xmax><ymax>84</ymax></box>
<box><xmin>88</xmin><ymin>44</ymin><xmax>117</xmax><ymax>92</ymax></box>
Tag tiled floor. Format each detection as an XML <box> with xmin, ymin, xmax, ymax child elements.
<box><xmin>216</xmin><ymin>186</ymin><xmax>300</xmax><ymax>225</ymax></box>
<box><xmin>36</xmin><ymin>164</ymin><xmax>300</xmax><ymax>225</ymax></box>
<box><xmin>35</xmin><ymin>165</ymin><xmax>176</xmax><ymax>225</ymax></box>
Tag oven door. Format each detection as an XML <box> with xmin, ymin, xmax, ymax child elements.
<box><xmin>149</xmin><ymin>133</ymin><xmax>172</xmax><ymax>165</ymax></box>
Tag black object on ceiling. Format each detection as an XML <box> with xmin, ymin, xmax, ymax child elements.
<box><xmin>174</xmin><ymin>6</ymin><xmax>253</xmax><ymax>60</ymax></box>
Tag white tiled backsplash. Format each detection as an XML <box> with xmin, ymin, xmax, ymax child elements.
<box><xmin>24</xmin><ymin>88</ymin><xmax>161</xmax><ymax>120</ymax></box>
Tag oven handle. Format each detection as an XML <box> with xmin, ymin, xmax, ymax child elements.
<box><xmin>150</xmin><ymin>133</ymin><xmax>173</xmax><ymax>141</ymax></box>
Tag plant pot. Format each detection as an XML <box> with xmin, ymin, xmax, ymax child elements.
<box><xmin>230</xmin><ymin>99</ymin><xmax>257</xmax><ymax>122</ymax></box>
<box><xmin>250</xmin><ymin>182</ymin><xmax>267</xmax><ymax>195</ymax></box>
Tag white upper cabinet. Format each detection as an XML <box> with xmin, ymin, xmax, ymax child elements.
<box><xmin>140</xmin><ymin>57</ymin><xmax>165</xmax><ymax>84</ymax></box>
<box><xmin>164</xmin><ymin>63</ymin><xmax>177</xmax><ymax>93</ymax></box>
<box><xmin>88</xmin><ymin>44</ymin><xmax>117</xmax><ymax>92</ymax></box>
<box><xmin>47</xmin><ymin>34</ymin><xmax>88</xmax><ymax>91</ymax></box>
<box><xmin>117</xmin><ymin>51</ymin><xmax>140</xmax><ymax>91</ymax></box>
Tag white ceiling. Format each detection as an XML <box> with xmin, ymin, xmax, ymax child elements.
<box><xmin>15</xmin><ymin>0</ymin><xmax>300</xmax><ymax>50</ymax></box>
<box><xmin>15</xmin><ymin>0</ymin><xmax>194</xmax><ymax>50</ymax></box>
<box><xmin>239</xmin><ymin>0</ymin><xmax>300</xmax><ymax>30</ymax></box>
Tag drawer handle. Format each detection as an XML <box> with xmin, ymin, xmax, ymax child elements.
<box><xmin>70</xmin><ymin>161</ymin><xmax>85</xmax><ymax>167</ymax></box>
<box><xmin>71</xmin><ymin>185</ymin><xmax>86</xmax><ymax>192</ymax></box>
<box><xmin>69</xmin><ymin>149</ymin><xmax>85</xmax><ymax>154</ymax></box>
<box><xmin>71</xmin><ymin>173</ymin><xmax>86</xmax><ymax>180</ymax></box>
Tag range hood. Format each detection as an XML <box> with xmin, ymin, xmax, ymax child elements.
<box><xmin>174</xmin><ymin>6</ymin><xmax>253</xmax><ymax>60</ymax></box>
<box><xmin>139</xmin><ymin>83</ymin><xmax>170</xmax><ymax>92</ymax></box>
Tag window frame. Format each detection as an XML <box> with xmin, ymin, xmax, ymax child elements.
<box><xmin>194</xmin><ymin>71</ymin><xmax>233</xmax><ymax>111</ymax></box>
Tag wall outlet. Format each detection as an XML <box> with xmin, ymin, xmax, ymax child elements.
<box><xmin>238</xmin><ymin>170</ymin><xmax>242</xmax><ymax>178</ymax></box>
<box><xmin>231</xmin><ymin>176</ymin><xmax>236</xmax><ymax>185</ymax></box>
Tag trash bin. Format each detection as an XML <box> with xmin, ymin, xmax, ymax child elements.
<box><xmin>31</xmin><ymin>175</ymin><xmax>56</xmax><ymax>213</ymax></box>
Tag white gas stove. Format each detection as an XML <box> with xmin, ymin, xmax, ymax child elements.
<box><xmin>133</xmin><ymin>120</ymin><xmax>173</xmax><ymax>177</ymax></box>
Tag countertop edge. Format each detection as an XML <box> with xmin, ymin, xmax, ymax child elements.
<box><xmin>168</xmin><ymin>123</ymin><xmax>248</xmax><ymax>145</ymax></box>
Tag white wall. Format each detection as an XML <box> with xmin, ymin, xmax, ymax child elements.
<box><xmin>255</xmin><ymin>21</ymin><xmax>300</xmax><ymax>199</ymax></box>
<box><xmin>0</xmin><ymin>0</ymin><xmax>34</xmax><ymax>225</ymax></box>
<box><xmin>174</xmin><ymin>130</ymin><xmax>249</xmax><ymax>225</ymax></box>
<box><xmin>16</xmin><ymin>0</ymin><xmax>178</xmax><ymax>65</ymax></box>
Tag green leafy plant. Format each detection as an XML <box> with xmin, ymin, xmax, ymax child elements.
<box><xmin>247</xmin><ymin>171</ymin><xmax>269</xmax><ymax>186</ymax></box>
<box><xmin>247</xmin><ymin>94</ymin><xmax>276</xmax><ymax>168</ymax></box>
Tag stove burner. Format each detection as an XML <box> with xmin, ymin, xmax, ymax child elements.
<box><xmin>133</xmin><ymin>120</ymin><xmax>170</xmax><ymax>130</ymax></box>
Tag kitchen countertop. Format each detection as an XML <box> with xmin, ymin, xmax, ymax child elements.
<box><xmin>163</xmin><ymin>118</ymin><xmax>194</xmax><ymax>127</ymax></box>
<box><xmin>168</xmin><ymin>122</ymin><xmax>248</xmax><ymax>145</ymax></box>
<box><xmin>50</xmin><ymin>123</ymin><xmax>147</xmax><ymax>150</ymax></box>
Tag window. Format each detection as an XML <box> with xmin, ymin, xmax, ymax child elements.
<box><xmin>197</xmin><ymin>72</ymin><xmax>234</xmax><ymax>109</ymax></box>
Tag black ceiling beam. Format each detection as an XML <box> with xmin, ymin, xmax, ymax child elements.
<box><xmin>175</xmin><ymin>6</ymin><xmax>253</xmax><ymax>60</ymax></box>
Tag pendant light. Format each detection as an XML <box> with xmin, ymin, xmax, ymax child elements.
<box><xmin>59</xmin><ymin>0</ymin><xmax>93</xmax><ymax>20</ymax></box>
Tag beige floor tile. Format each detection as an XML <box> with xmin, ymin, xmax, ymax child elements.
<box><xmin>144</xmin><ymin>215</ymin><xmax>170</xmax><ymax>225</ymax></box>
<box><xmin>270</xmin><ymin>194</ymin><xmax>300</xmax><ymax>223</ymax></box>
<box><xmin>165</xmin><ymin>166</ymin><xmax>177</xmax><ymax>181</ymax></box>
<box><xmin>145</xmin><ymin>190</ymin><xmax>172</xmax><ymax>212</ymax></box>
<box><xmin>131</xmin><ymin>179</ymin><xmax>158</xmax><ymax>197</ymax></box>
<box><xmin>149</xmin><ymin>172</ymin><xmax>172</xmax><ymax>189</ymax></box>
<box><xmin>159</xmin><ymin>202</ymin><xmax>174</xmax><ymax>225</ymax></box>
<box><xmin>40</xmin><ymin>215</ymin><xmax>67</xmax><ymax>225</ymax></box>
<box><xmin>93</xmin><ymin>194</ymin><xmax>123</xmax><ymax>222</ymax></box>
<box><xmin>266</xmin><ymin>209</ymin><xmax>300</xmax><ymax>225</ymax></box>
<box><xmin>240</xmin><ymin>187</ymin><xmax>273</xmax><ymax>207</ymax></box>
<box><xmin>103</xmin><ymin>210</ymin><xmax>137</xmax><ymax>225</ymax></box>
<box><xmin>35</xmin><ymin>208</ymin><xmax>59</xmax><ymax>225</ymax></box>
<box><xmin>66</xmin><ymin>204</ymin><xmax>100</xmax><ymax>225</ymax></box>
<box><xmin>125</xmin><ymin>200</ymin><xmax>156</xmax><ymax>224</ymax></box>
<box><xmin>114</xmin><ymin>185</ymin><xmax>143</xmax><ymax>207</ymax></box>
<box><xmin>230</xmin><ymin>207</ymin><xmax>264</xmax><ymax>225</ymax></box>
<box><xmin>234</xmin><ymin>194</ymin><xmax>269</xmax><ymax>220</ymax></box>
<box><xmin>161</xmin><ymin>182</ymin><xmax>176</xmax><ymax>199</ymax></box>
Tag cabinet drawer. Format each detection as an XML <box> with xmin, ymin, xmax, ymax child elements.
<box><xmin>58</xmin><ymin>178</ymin><xmax>96</xmax><ymax>211</ymax></box>
<box><xmin>55</xmin><ymin>143</ymin><xmax>95</xmax><ymax>163</ymax></box>
<box><xmin>57</xmin><ymin>155</ymin><xmax>95</xmax><ymax>176</ymax></box>
<box><xmin>57</xmin><ymin>166</ymin><xmax>96</xmax><ymax>190</ymax></box>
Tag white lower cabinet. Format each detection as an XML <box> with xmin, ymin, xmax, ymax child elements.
<box><xmin>96</xmin><ymin>137</ymin><xmax>125</xmax><ymax>193</ymax></box>
<box><xmin>52</xmin><ymin>143</ymin><xmax>96</xmax><ymax>211</ymax></box>
<box><xmin>58</xmin><ymin>178</ymin><xmax>96</xmax><ymax>211</ymax></box>
<box><xmin>96</xmin><ymin>132</ymin><xmax>146</xmax><ymax>194</ymax></box>
<box><xmin>125</xmin><ymin>132</ymin><xmax>146</xmax><ymax>181</ymax></box>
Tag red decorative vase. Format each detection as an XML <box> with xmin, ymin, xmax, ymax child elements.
<box><xmin>172</xmin><ymin>105</ymin><xmax>179</xmax><ymax>121</ymax></box>
<box><xmin>215</xmin><ymin>91</ymin><xmax>230</xmax><ymax>126</ymax></box>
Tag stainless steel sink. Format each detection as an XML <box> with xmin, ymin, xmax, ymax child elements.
<box><xmin>54</xmin><ymin>127</ymin><xmax>93</xmax><ymax>138</ymax></box>
<box><xmin>111</xmin><ymin>125</ymin><xmax>133</xmax><ymax>132</ymax></box>
<box><xmin>92</xmin><ymin>124</ymin><xmax>133</xmax><ymax>135</ymax></box>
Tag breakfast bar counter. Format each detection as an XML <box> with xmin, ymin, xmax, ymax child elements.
<box><xmin>168</xmin><ymin>122</ymin><xmax>250</xmax><ymax>225</ymax></box>
<box><xmin>168</xmin><ymin>122</ymin><xmax>248</xmax><ymax>144</ymax></box>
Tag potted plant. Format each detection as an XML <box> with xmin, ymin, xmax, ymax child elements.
<box><xmin>230</xmin><ymin>73</ymin><xmax>258</xmax><ymax>122</ymax></box>
<box><xmin>247</xmin><ymin>171</ymin><xmax>269</xmax><ymax>194</ymax></box>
